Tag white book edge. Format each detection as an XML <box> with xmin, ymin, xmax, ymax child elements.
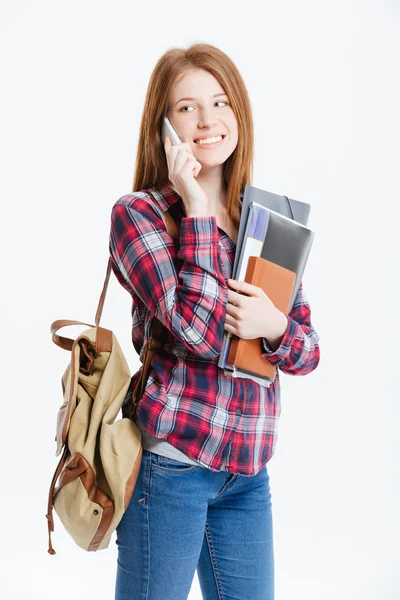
<box><xmin>223</xmin><ymin>367</ymin><xmax>272</xmax><ymax>387</ymax></box>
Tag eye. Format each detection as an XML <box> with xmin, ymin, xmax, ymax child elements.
<box><xmin>179</xmin><ymin>101</ymin><xmax>229</xmax><ymax>112</ymax></box>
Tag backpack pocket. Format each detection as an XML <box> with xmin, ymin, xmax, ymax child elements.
<box><xmin>53</xmin><ymin>452</ymin><xmax>114</xmax><ymax>551</ymax></box>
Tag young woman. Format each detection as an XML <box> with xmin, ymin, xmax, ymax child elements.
<box><xmin>109</xmin><ymin>43</ymin><xmax>320</xmax><ymax>600</ymax></box>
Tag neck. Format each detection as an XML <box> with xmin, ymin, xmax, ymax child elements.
<box><xmin>196</xmin><ymin>176</ymin><xmax>227</xmax><ymax>214</ymax></box>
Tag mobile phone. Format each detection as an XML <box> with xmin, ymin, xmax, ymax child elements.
<box><xmin>161</xmin><ymin>117</ymin><xmax>182</xmax><ymax>145</ymax></box>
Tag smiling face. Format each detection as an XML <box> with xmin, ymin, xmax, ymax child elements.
<box><xmin>166</xmin><ymin>68</ymin><xmax>238</xmax><ymax>169</ymax></box>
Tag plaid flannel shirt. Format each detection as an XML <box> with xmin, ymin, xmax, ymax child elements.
<box><xmin>109</xmin><ymin>183</ymin><xmax>320</xmax><ymax>476</ymax></box>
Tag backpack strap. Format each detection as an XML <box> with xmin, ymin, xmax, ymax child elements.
<box><xmin>46</xmin><ymin>445</ymin><xmax>69</xmax><ymax>554</ymax></box>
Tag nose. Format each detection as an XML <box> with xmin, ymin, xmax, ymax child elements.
<box><xmin>197</xmin><ymin>106</ymin><xmax>219</xmax><ymax>129</ymax></box>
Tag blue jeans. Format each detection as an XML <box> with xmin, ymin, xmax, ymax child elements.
<box><xmin>115</xmin><ymin>449</ymin><xmax>275</xmax><ymax>599</ymax></box>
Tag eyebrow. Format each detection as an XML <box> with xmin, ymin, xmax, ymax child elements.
<box><xmin>175</xmin><ymin>93</ymin><xmax>228</xmax><ymax>106</ymax></box>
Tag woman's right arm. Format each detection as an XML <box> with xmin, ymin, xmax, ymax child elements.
<box><xmin>109</xmin><ymin>194</ymin><xmax>229</xmax><ymax>359</ymax></box>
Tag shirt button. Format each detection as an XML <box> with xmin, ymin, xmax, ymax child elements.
<box><xmin>235</xmin><ymin>409</ymin><xmax>241</xmax><ymax>415</ymax></box>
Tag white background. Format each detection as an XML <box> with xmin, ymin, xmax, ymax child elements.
<box><xmin>1</xmin><ymin>1</ymin><xmax>399</xmax><ymax>598</ymax></box>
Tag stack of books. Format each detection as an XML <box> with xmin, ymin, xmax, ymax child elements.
<box><xmin>217</xmin><ymin>185</ymin><xmax>315</xmax><ymax>386</ymax></box>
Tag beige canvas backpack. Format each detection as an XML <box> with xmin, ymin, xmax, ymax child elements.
<box><xmin>45</xmin><ymin>207</ymin><xmax>178</xmax><ymax>555</ymax></box>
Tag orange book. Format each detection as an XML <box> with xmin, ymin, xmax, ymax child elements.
<box><xmin>227</xmin><ymin>257</ymin><xmax>296</xmax><ymax>384</ymax></box>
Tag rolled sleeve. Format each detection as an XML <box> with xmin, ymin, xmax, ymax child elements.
<box><xmin>260</xmin><ymin>281</ymin><xmax>320</xmax><ymax>376</ymax></box>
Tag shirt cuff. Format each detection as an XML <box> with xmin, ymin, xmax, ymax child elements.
<box><xmin>260</xmin><ymin>314</ymin><xmax>297</xmax><ymax>365</ymax></box>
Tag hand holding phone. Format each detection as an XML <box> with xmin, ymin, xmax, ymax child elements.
<box><xmin>162</xmin><ymin>117</ymin><xmax>208</xmax><ymax>215</ymax></box>
<box><xmin>162</xmin><ymin>118</ymin><xmax>201</xmax><ymax>178</ymax></box>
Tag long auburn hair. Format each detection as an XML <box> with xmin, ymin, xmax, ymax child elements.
<box><xmin>132</xmin><ymin>43</ymin><xmax>254</xmax><ymax>229</ymax></box>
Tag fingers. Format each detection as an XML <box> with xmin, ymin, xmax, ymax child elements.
<box><xmin>193</xmin><ymin>160</ymin><xmax>202</xmax><ymax>177</ymax></box>
<box><xmin>174</xmin><ymin>149</ymin><xmax>190</xmax><ymax>174</ymax></box>
<box><xmin>164</xmin><ymin>137</ymin><xmax>190</xmax><ymax>153</ymax></box>
<box><xmin>182</xmin><ymin>154</ymin><xmax>201</xmax><ymax>177</ymax></box>
<box><xmin>164</xmin><ymin>137</ymin><xmax>201</xmax><ymax>180</ymax></box>
<box><xmin>164</xmin><ymin>137</ymin><xmax>189</xmax><ymax>170</ymax></box>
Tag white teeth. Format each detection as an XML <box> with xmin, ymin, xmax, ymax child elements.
<box><xmin>195</xmin><ymin>135</ymin><xmax>224</xmax><ymax>145</ymax></box>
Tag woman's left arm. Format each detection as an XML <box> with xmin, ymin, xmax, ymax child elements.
<box><xmin>260</xmin><ymin>281</ymin><xmax>320</xmax><ymax>376</ymax></box>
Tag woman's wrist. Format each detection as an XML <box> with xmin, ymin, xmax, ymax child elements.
<box><xmin>263</xmin><ymin>311</ymin><xmax>288</xmax><ymax>351</ymax></box>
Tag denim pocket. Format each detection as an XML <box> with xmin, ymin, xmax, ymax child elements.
<box><xmin>151</xmin><ymin>453</ymin><xmax>199</xmax><ymax>473</ymax></box>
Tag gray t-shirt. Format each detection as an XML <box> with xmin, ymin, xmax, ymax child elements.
<box><xmin>134</xmin><ymin>414</ymin><xmax>203</xmax><ymax>467</ymax></box>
